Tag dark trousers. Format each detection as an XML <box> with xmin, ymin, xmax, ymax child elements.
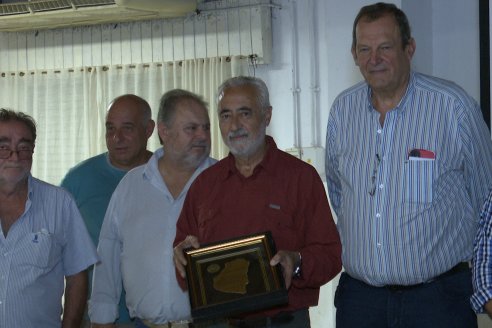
<box><xmin>228</xmin><ymin>309</ymin><xmax>310</xmax><ymax>328</ymax></box>
<box><xmin>182</xmin><ymin>309</ymin><xmax>310</xmax><ymax>328</ymax></box>
<box><xmin>335</xmin><ymin>268</ymin><xmax>477</xmax><ymax>328</ymax></box>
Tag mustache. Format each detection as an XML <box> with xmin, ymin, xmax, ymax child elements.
<box><xmin>228</xmin><ymin>128</ymin><xmax>248</xmax><ymax>139</ymax></box>
<box><xmin>191</xmin><ymin>141</ymin><xmax>209</xmax><ymax>148</ymax></box>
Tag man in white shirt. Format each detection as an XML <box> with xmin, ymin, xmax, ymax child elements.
<box><xmin>89</xmin><ymin>89</ymin><xmax>216</xmax><ymax>327</ymax></box>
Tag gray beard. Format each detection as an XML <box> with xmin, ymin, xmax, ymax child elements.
<box><xmin>227</xmin><ymin>124</ymin><xmax>266</xmax><ymax>158</ymax></box>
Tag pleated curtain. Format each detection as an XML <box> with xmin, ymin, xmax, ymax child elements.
<box><xmin>0</xmin><ymin>56</ymin><xmax>249</xmax><ymax>184</ymax></box>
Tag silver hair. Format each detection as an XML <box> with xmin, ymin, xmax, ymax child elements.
<box><xmin>217</xmin><ymin>76</ymin><xmax>271</xmax><ymax>112</ymax></box>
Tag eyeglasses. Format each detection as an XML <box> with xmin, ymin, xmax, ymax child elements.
<box><xmin>368</xmin><ymin>153</ymin><xmax>381</xmax><ymax>196</ymax></box>
<box><xmin>0</xmin><ymin>148</ymin><xmax>34</xmax><ymax>160</ymax></box>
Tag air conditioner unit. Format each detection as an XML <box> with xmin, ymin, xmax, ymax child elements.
<box><xmin>0</xmin><ymin>0</ymin><xmax>197</xmax><ymax>32</ymax></box>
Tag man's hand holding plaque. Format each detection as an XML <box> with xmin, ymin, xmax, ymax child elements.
<box><xmin>173</xmin><ymin>232</ymin><xmax>288</xmax><ymax>321</ymax></box>
<box><xmin>174</xmin><ymin>235</ymin><xmax>200</xmax><ymax>279</ymax></box>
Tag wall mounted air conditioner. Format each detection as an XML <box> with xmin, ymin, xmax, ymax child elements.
<box><xmin>0</xmin><ymin>0</ymin><xmax>197</xmax><ymax>32</ymax></box>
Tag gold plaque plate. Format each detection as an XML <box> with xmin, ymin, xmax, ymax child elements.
<box><xmin>184</xmin><ymin>231</ymin><xmax>288</xmax><ymax>320</ymax></box>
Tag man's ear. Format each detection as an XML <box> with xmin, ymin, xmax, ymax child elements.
<box><xmin>157</xmin><ymin>121</ymin><xmax>169</xmax><ymax>142</ymax></box>
<box><xmin>406</xmin><ymin>37</ymin><xmax>416</xmax><ymax>60</ymax></box>
<box><xmin>146</xmin><ymin>119</ymin><xmax>156</xmax><ymax>139</ymax></box>
<box><xmin>265</xmin><ymin>106</ymin><xmax>272</xmax><ymax>126</ymax></box>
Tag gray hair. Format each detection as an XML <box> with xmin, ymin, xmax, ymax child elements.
<box><xmin>217</xmin><ymin>76</ymin><xmax>271</xmax><ymax>112</ymax></box>
<box><xmin>157</xmin><ymin>89</ymin><xmax>208</xmax><ymax>126</ymax></box>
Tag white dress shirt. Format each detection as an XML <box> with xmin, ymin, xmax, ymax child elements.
<box><xmin>89</xmin><ymin>148</ymin><xmax>216</xmax><ymax>324</ymax></box>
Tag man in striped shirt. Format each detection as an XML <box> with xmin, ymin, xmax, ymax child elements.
<box><xmin>325</xmin><ymin>3</ymin><xmax>492</xmax><ymax>327</ymax></box>
<box><xmin>0</xmin><ymin>109</ymin><xmax>98</xmax><ymax>327</ymax></box>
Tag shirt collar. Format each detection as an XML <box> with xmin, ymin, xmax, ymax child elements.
<box><xmin>22</xmin><ymin>174</ymin><xmax>33</xmax><ymax>216</ymax></box>
<box><xmin>104</xmin><ymin>152</ymin><xmax>130</xmax><ymax>173</ymax></box>
<box><xmin>143</xmin><ymin>148</ymin><xmax>213</xmax><ymax>193</ymax></box>
<box><xmin>143</xmin><ymin>148</ymin><xmax>163</xmax><ymax>180</ymax></box>
<box><xmin>220</xmin><ymin>136</ymin><xmax>278</xmax><ymax>180</ymax></box>
<box><xmin>366</xmin><ymin>70</ymin><xmax>416</xmax><ymax>113</ymax></box>
<box><xmin>27</xmin><ymin>174</ymin><xmax>33</xmax><ymax>199</ymax></box>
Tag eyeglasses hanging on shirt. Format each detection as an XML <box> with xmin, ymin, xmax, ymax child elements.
<box><xmin>369</xmin><ymin>153</ymin><xmax>381</xmax><ymax>196</ymax></box>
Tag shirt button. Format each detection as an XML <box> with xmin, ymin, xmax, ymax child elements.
<box><xmin>376</xmin><ymin>213</ymin><xmax>381</xmax><ymax>218</ymax></box>
<box><xmin>377</xmin><ymin>243</ymin><xmax>382</xmax><ymax>247</ymax></box>
<box><xmin>377</xmin><ymin>129</ymin><xmax>382</xmax><ymax>134</ymax></box>
<box><xmin>379</xmin><ymin>184</ymin><xmax>384</xmax><ymax>189</ymax></box>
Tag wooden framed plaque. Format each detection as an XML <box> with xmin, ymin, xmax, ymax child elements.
<box><xmin>184</xmin><ymin>231</ymin><xmax>288</xmax><ymax>320</ymax></box>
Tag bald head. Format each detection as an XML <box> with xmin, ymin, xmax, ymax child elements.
<box><xmin>105</xmin><ymin>94</ymin><xmax>155</xmax><ymax>170</ymax></box>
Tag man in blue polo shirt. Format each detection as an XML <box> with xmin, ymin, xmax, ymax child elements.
<box><xmin>61</xmin><ymin>94</ymin><xmax>155</xmax><ymax>326</ymax></box>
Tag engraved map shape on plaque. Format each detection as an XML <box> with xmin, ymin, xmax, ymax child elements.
<box><xmin>212</xmin><ymin>258</ymin><xmax>250</xmax><ymax>294</ymax></box>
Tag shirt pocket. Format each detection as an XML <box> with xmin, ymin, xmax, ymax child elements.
<box><xmin>19</xmin><ymin>231</ymin><xmax>61</xmax><ymax>270</ymax></box>
<box><xmin>403</xmin><ymin>159</ymin><xmax>436</xmax><ymax>204</ymax></box>
<box><xmin>264</xmin><ymin>203</ymin><xmax>297</xmax><ymax>244</ymax></box>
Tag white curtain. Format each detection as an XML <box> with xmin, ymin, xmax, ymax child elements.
<box><xmin>0</xmin><ymin>56</ymin><xmax>249</xmax><ymax>185</ymax></box>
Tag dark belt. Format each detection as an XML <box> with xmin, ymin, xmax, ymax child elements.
<box><xmin>385</xmin><ymin>262</ymin><xmax>470</xmax><ymax>291</ymax></box>
<box><xmin>228</xmin><ymin>311</ymin><xmax>295</xmax><ymax>328</ymax></box>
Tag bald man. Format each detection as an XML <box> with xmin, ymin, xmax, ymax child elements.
<box><xmin>61</xmin><ymin>94</ymin><xmax>155</xmax><ymax>326</ymax></box>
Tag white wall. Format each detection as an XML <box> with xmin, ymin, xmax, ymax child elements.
<box><xmin>402</xmin><ymin>0</ymin><xmax>433</xmax><ymax>74</ymax></box>
<box><xmin>405</xmin><ymin>0</ymin><xmax>480</xmax><ymax>101</ymax></box>
<box><xmin>256</xmin><ymin>0</ymin><xmax>399</xmax><ymax>152</ymax></box>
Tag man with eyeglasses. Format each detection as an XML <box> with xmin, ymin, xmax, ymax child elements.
<box><xmin>0</xmin><ymin>108</ymin><xmax>98</xmax><ymax>327</ymax></box>
<box><xmin>325</xmin><ymin>2</ymin><xmax>492</xmax><ymax>327</ymax></box>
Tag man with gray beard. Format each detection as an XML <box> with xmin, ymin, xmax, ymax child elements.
<box><xmin>173</xmin><ymin>76</ymin><xmax>341</xmax><ymax>327</ymax></box>
<box><xmin>89</xmin><ymin>89</ymin><xmax>217</xmax><ymax>328</ymax></box>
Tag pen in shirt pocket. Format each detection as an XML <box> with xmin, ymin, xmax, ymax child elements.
<box><xmin>408</xmin><ymin>148</ymin><xmax>435</xmax><ymax>161</ymax></box>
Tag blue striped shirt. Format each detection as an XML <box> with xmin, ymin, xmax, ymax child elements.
<box><xmin>325</xmin><ymin>71</ymin><xmax>492</xmax><ymax>286</ymax></box>
<box><xmin>472</xmin><ymin>188</ymin><xmax>492</xmax><ymax>312</ymax></box>
<box><xmin>0</xmin><ymin>175</ymin><xmax>98</xmax><ymax>327</ymax></box>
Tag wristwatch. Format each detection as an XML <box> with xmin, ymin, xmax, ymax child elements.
<box><xmin>293</xmin><ymin>252</ymin><xmax>302</xmax><ymax>279</ymax></box>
